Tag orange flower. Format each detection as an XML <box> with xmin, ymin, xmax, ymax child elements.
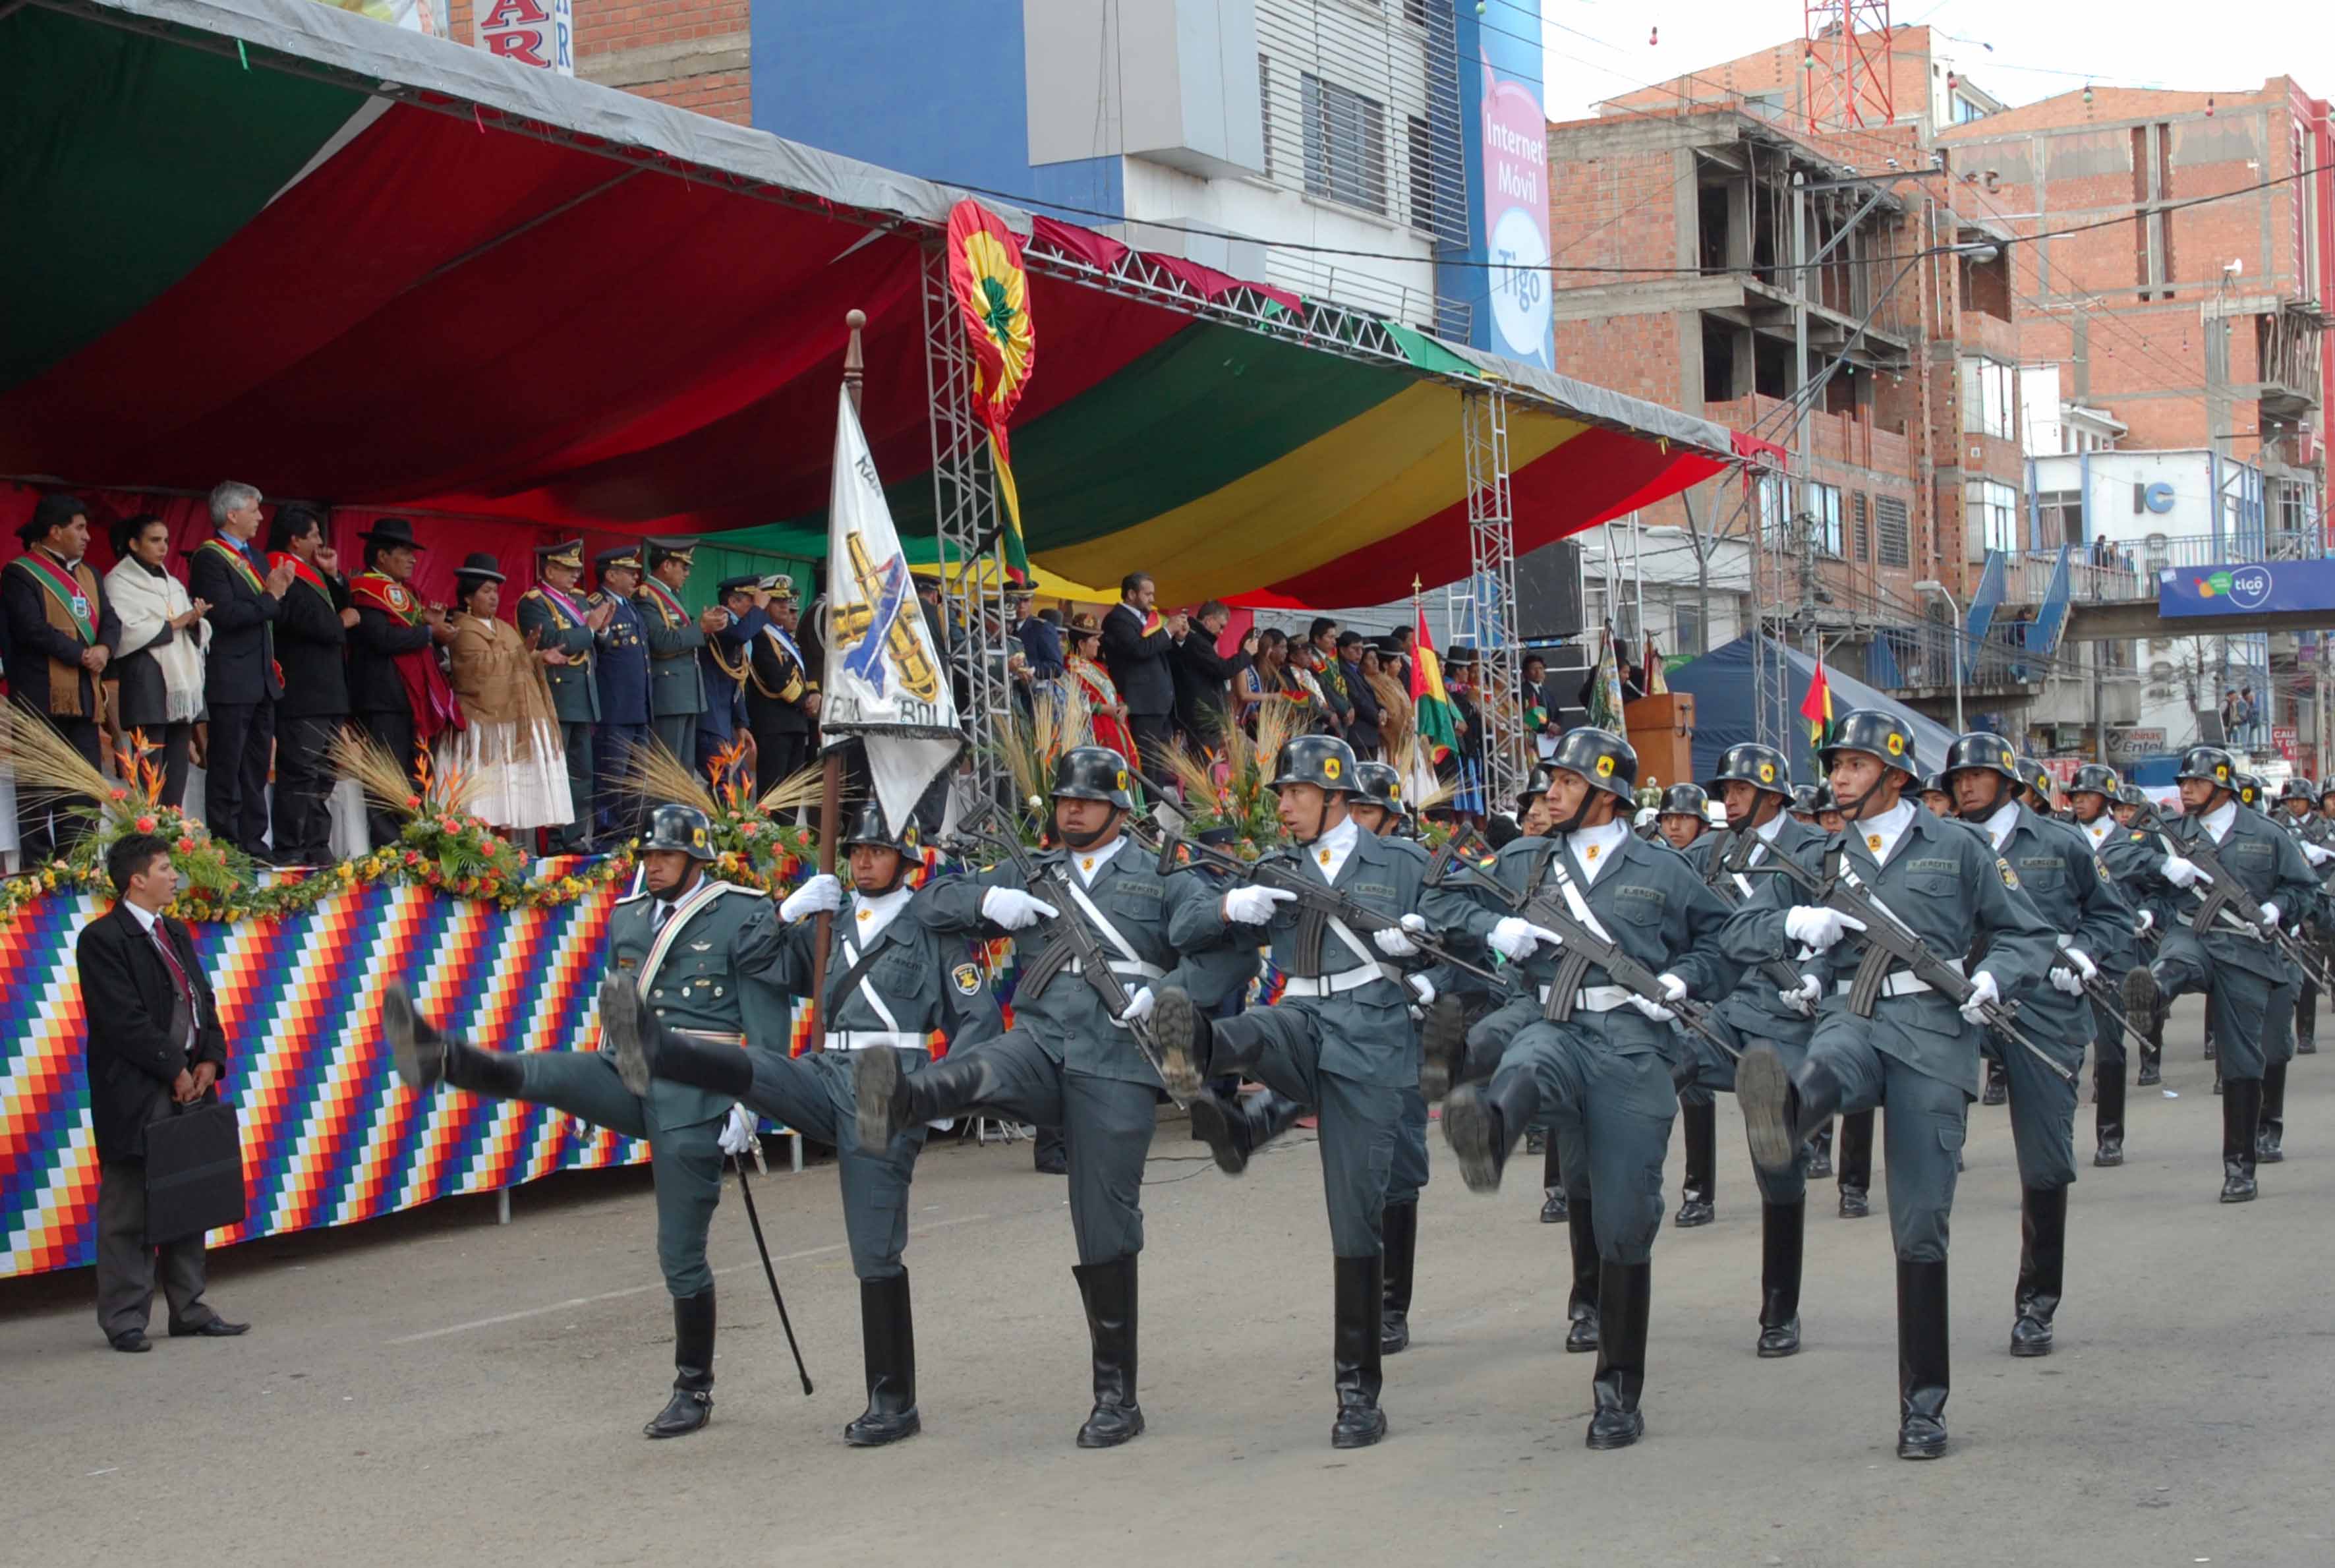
<box><xmin>136</xmin><ymin>815</ymin><xmax>157</xmax><ymax>833</ymax></box>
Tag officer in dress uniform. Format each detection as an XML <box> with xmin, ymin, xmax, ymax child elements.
<box><xmin>637</xmin><ymin>537</ymin><xmax>710</xmax><ymax>767</ymax></box>
<box><xmin>852</xmin><ymin>746</ymin><xmax>1218</xmax><ymax>1449</ymax></box>
<box><xmin>1150</xmin><ymin>735</ymin><xmax>1498</xmax><ymax>1449</ymax></box>
<box><xmin>2066</xmin><ymin>763</ymin><xmax>2158</xmax><ymax>1161</ymax></box>
<box><xmin>604</xmin><ymin>804</ymin><xmax>1002</xmax><ymax>1446</ymax></box>
<box><xmin>1653</xmin><ymin>782</ymin><xmax>1721</xmax><ymax>1230</ymax></box>
<box><xmin>1731</xmin><ymin>709</ymin><xmax>2057</xmax><ymax>1459</ymax></box>
<box><xmin>743</xmin><ymin>575</ymin><xmax>821</xmax><ymax>798</ymax></box>
<box><xmin>382</xmin><ymin>805</ymin><xmax>782</xmax><ymax>1438</ymax></box>
<box><xmin>515</xmin><ymin>538</ymin><xmax>605</xmax><ymax>852</ymax></box>
<box><xmin>696</xmin><ymin>575</ymin><xmax>761</xmax><ymax>786</ymax></box>
<box><xmin>2123</xmin><ymin>745</ymin><xmax>2320</xmax><ymax>1200</ymax></box>
<box><xmin>1942</xmin><ymin>733</ymin><xmax>2130</xmax><ymax>1358</ymax></box>
<box><xmin>588</xmin><ymin>545</ymin><xmax>652</xmax><ymax>843</ymax></box>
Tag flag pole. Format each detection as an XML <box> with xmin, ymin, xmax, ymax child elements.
<box><xmin>804</xmin><ymin>309</ymin><xmax>866</xmax><ymax>1053</ymax></box>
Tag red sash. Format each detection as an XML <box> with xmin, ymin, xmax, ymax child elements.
<box><xmin>351</xmin><ymin>573</ymin><xmax>463</xmax><ymax>740</ymax></box>
<box><xmin>268</xmin><ymin>551</ymin><xmax>335</xmax><ymax>607</ymax></box>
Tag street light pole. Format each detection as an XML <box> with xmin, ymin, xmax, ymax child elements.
<box><xmin>1915</xmin><ymin>579</ymin><xmax>1965</xmax><ymax>732</ymax></box>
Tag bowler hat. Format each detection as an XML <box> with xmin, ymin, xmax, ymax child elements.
<box><xmin>452</xmin><ymin>551</ymin><xmax>506</xmax><ymax>584</ymax></box>
<box><xmin>359</xmin><ymin>516</ymin><xmax>426</xmax><ymax>550</ymax></box>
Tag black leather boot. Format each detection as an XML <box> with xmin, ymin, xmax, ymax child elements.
<box><xmin>2137</xmin><ymin>989</ymin><xmax>2164</xmax><ymax>1085</ymax></box>
<box><xmin>2094</xmin><ymin>1057</ymin><xmax>2127</xmax><ymax>1167</ymax></box>
<box><xmin>1585</xmin><ymin>1260</ymin><xmax>1650</xmax><ymax>1449</ymax></box>
<box><xmin>2298</xmin><ymin>979</ymin><xmax>2320</xmax><ymax>1054</ymax></box>
<box><xmin>1896</xmin><ymin>1260</ymin><xmax>1949</xmax><ymax>1459</ymax></box>
<box><xmin>1807</xmin><ymin>1120</ymin><xmax>1835</xmax><ymax>1179</ymax></box>
<box><xmin>857</xmin><ymin>1043</ymin><xmax>987</xmax><ymax>1149</ymax></box>
<box><xmin>1417</xmin><ymin>992</ymin><xmax>1468</xmax><ymax>1102</ymax></box>
<box><xmin>614</xmin><ymin>1000</ymin><xmax>756</xmax><ymax>1100</ymax></box>
<box><xmin>2009</xmin><ymin>1186</ymin><xmax>2066</xmax><ymax>1358</ymax></box>
<box><xmin>2258</xmin><ymin>1063</ymin><xmax>2288</xmax><ymax>1163</ymax></box>
<box><xmin>645</xmin><ymin>1287</ymin><xmax>716</xmax><ymax>1438</ymax></box>
<box><xmin>384</xmin><ymin>981</ymin><xmax>525</xmax><ymax>1096</ymax></box>
<box><xmin>843</xmin><ymin>1271</ymin><xmax>919</xmax><ymax>1445</ymax></box>
<box><xmin>1838</xmin><ymin>1109</ymin><xmax>1874</xmax><ymax>1218</ymax></box>
<box><xmin>1981</xmin><ymin>1057</ymin><xmax>2008</xmax><ymax>1106</ymax></box>
<box><xmin>1379</xmin><ymin>1200</ymin><xmax>1418</xmax><ymax>1355</ymax></box>
<box><xmin>1331</xmin><ymin>1254</ymin><xmax>1388</xmax><ymax>1448</ymax></box>
<box><xmin>1540</xmin><ymin>1140</ymin><xmax>1568</xmax><ymax>1223</ymax></box>
<box><xmin>1565</xmin><ymin>1195</ymin><xmax>1600</xmax><ymax>1352</ymax></box>
<box><xmin>1756</xmin><ymin>1200</ymin><xmax>1804</xmax><ymax>1358</ymax></box>
<box><xmin>1187</xmin><ymin>1088</ymin><xmax>1306</xmax><ymax>1176</ymax></box>
<box><xmin>1151</xmin><ymin>985</ymin><xmax>1212</xmax><ymax>1102</ymax></box>
<box><xmin>1674</xmin><ymin>1100</ymin><xmax>1716</xmax><ymax>1227</ymax></box>
<box><xmin>2222</xmin><ymin>1079</ymin><xmax>2262</xmax><ymax>1202</ymax></box>
<box><xmin>1443</xmin><ymin>1068</ymin><xmax>1541</xmax><ymax>1194</ymax></box>
<box><xmin>1737</xmin><ymin>1047</ymin><xmax>1840</xmax><ymax>1175</ymax></box>
<box><xmin>1072</xmin><ymin>1255</ymin><xmax>1144</xmax><ymax>1447</ymax></box>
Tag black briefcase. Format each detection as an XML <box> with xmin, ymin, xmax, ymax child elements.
<box><xmin>144</xmin><ymin>1099</ymin><xmax>246</xmax><ymax>1246</ymax></box>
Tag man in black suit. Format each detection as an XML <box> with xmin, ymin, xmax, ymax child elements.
<box><xmin>3</xmin><ymin>494</ymin><xmax>119</xmax><ymax>860</ymax></box>
<box><xmin>1171</xmin><ymin>598</ymin><xmax>1237</xmax><ymax>750</ymax></box>
<box><xmin>80</xmin><ymin>833</ymin><xmax>249</xmax><ymax>1352</ymax></box>
<box><xmin>265</xmin><ymin>506</ymin><xmax>355</xmax><ymax>865</ymax></box>
<box><xmin>1336</xmin><ymin>631</ymin><xmax>1382</xmax><ymax>758</ymax></box>
<box><xmin>188</xmin><ymin>480</ymin><xmax>296</xmax><ymax>858</ymax></box>
<box><xmin>1099</xmin><ymin>571</ymin><xmax>1184</xmax><ymax>791</ymax></box>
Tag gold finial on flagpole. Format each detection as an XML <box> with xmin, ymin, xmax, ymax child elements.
<box><xmin>843</xmin><ymin>309</ymin><xmax>867</xmax><ymax>415</ymax></box>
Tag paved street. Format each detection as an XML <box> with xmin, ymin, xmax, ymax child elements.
<box><xmin>5</xmin><ymin>995</ymin><xmax>2330</xmax><ymax>1567</ymax></box>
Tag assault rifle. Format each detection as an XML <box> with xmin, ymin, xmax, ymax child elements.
<box><xmin>1746</xmin><ymin>844</ymin><xmax>2078</xmax><ymax>1087</ymax></box>
<box><xmin>945</xmin><ymin>803</ymin><xmax>1187</xmax><ymax>1108</ymax></box>
<box><xmin>1701</xmin><ymin>827</ymin><xmax>1820</xmax><ymax>1017</ymax></box>
<box><xmin>2130</xmin><ymin>799</ymin><xmax>2335</xmax><ymax>993</ymax></box>
<box><xmin>1138</xmin><ymin>825</ymin><xmax>1506</xmax><ymax>987</ymax></box>
<box><xmin>1426</xmin><ymin>828</ymin><xmax>1741</xmax><ymax>1064</ymax></box>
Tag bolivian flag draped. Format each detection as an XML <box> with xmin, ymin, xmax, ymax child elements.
<box><xmin>1410</xmin><ymin>602</ymin><xmax>1459</xmax><ymax>763</ymax></box>
<box><xmin>946</xmin><ymin>200</ymin><xmax>1036</xmax><ymax>577</ymax></box>
<box><xmin>1800</xmin><ymin>660</ymin><xmax>1834</xmax><ymax>748</ymax></box>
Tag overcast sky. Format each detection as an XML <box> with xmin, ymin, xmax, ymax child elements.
<box><xmin>1540</xmin><ymin>1</ymin><xmax>2335</xmax><ymax>122</ymax></box>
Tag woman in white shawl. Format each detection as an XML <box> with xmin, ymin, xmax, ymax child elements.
<box><xmin>103</xmin><ymin>513</ymin><xmax>210</xmax><ymax>807</ymax></box>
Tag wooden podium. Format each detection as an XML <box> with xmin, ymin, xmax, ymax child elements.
<box><xmin>1625</xmin><ymin>692</ymin><xmax>1696</xmax><ymax>792</ymax></box>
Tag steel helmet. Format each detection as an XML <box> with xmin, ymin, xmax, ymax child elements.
<box><xmin>1052</xmin><ymin>745</ymin><xmax>1136</xmax><ymax>809</ymax></box>
<box><xmin>1354</xmin><ymin>759</ymin><xmax>1406</xmax><ymax>816</ymax></box>
<box><xmin>1547</xmin><ymin>726</ymin><xmax>1639</xmax><ymax>801</ymax></box>
<box><xmin>1269</xmin><ymin>734</ymin><xmax>1361</xmax><ymax>795</ymax></box>
<box><xmin>2175</xmin><ymin>745</ymin><xmax>2237</xmax><ymax>790</ymax></box>
<box><xmin>1942</xmin><ymin>732</ymin><xmax>2021</xmax><ymax>784</ymax></box>
<box><xmin>1517</xmin><ymin>760</ymin><xmax>1559</xmax><ymax>809</ymax></box>
<box><xmin>2068</xmin><ymin>763</ymin><xmax>2121</xmax><ymax>800</ymax></box>
<box><xmin>1820</xmin><ymin>709</ymin><xmax>1920</xmax><ymax>778</ymax></box>
<box><xmin>840</xmin><ymin>802</ymin><xmax>917</xmax><ymax>856</ymax></box>
<box><xmin>642</xmin><ymin>802</ymin><xmax>717</xmax><ymax>861</ymax></box>
<box><xmin>1790</xmin><ymin>784</ymin><xmax>1822</xmax><ymax>818</ymax></box>
<box><xmin>1809</xmin><ymin>782</ymin><xmax>1839</xmax><ymax>816</ymax></box>
<box><xmin>1704</xmin><ymin>742</ymin><xmax>1792</xmax><ymax>798</ymax></box>
<box><xmin>2280</xmin><ymin>777</ymin><xmax>2317</xmax><ymax>805</ymax></box>
<box><xmin>1658</xmin><ymin>782</ymin><xmax>1710</xmax><ymax>820</ymax></box>
<box><xmin>2235</xmin><ymin>771</ymin><xmax>2264</xmax><ymax>809</ymax></box>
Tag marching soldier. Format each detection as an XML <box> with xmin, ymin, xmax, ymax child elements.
<box><xmin>2274</xmin><ymin>780</ymin><xmax>2335</xmax><ymax>1057</ymax></box>
<box><xmin>637</xmin><ymin>538</ymin><xmax>718</xmax><ymax>767</ymax></box>
<box><xmin>1917</xmin><ymin>770</ymin><xmax>1953</xmax><ymax>818</ymax></box>
<box><xmin>588</xmin><ymin>546</ymin><xmax>652</xmax><ymax>842</ymax></box>
<box><xmin>515</xmin><ymin>538</ymin><xmax>610</xmax><ymax>851</ymax></box>
<box><xmin>1151</xmin><ymin>735</ymin><xmax>1497</xmax><ymax>1448</ymax></box>
<box><xmin>743</xmin><ymin>575</ymin><xmax>821</xmax><ymax>798</ymax></box>
<box><xmin>1943</xmin><ymin>733</ymin><xmax>2129</xmax><ymax>1357</ymax></box>
<box><xmin>383</xmin><ymin>804</ymin><xmax>782</xmax><ymax>1437</ymax></box>
<box><xmin>1732</xmin><ymin>709</ymin><xmax>2056</xmax><ymax>1459</ymax></box>
<box><xmin>2067</xmin><ymin>763</ymin><xmax>2159</xmax><ymax>1159</ymax></box>
<box><xmin>2123</xmin><ymin>746</ymin><xmax>2320</xmax><ymax>1200</ymax></box>
<box><xmin>605</xmin><ymin>804</ymin><xmax>1002</xmax><ymax>1445</ymax></box>
<box><xmin>1789</xmin><ymin>784</ymin><xmax>1822</xmax><ymax>826</ymax></box>
<box><xmin>1697</xmin><ymin>743</ymin><xmax>1829</xmax><ymax>1357</ymax></box>
<box><xmin>1653</xmin><ymin>782</ymin><xmax>1721</xmax><ymax>1230</ymax></box>
<box><xmin>852</xmin><ymin>745</ymin><xmax>1218</xmax><ymax>1449</ymax></box>
<box><xmin>1433</xmin><ymin>728</ymin><xmax>1743</xmax><ymax>1450</ymax></box>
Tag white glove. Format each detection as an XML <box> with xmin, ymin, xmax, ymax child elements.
<box><xmin>1222</xmin><ymin>886</ymin><xmax>1298</xmax><ymax>925</ymax></box>
<box><xmin>718</xmin><ymin>1103</ymin><xmax>758</xmax><ymax>1157</ymax></box>
<box><xmin>1487</xmin><ymin>916</ymin><xmax>1561</xmax><ymax>961</ymax></box>
<box><xmin>2060</xmin><ymin>947</ymin><xmax>2098</xmax><ymax>983</ymax></box>
<box><xmin>981</xmin><ymin>886</ymin><xmax>1060</xmax><ymax>930</ymax></box>
<box><xmin>2135</xmin><ymin>908</ymin><xmax>2156</xmax><ymax>936</ymax></box>
<box><xmin>2048</xmin><ymin>965</ymin><xmax>2087</xmax><ymax>996</ymax></box>
<box><xmin>1784</xmin><ymin>906</ymin><xmax>1866</xmax><ymax>952</ymax></box>
<box><xmin>1959</xmin><ymin>970</ymin><xmax>2002</xmax><ymax>1025</ymax></box>
<box><xmin>1627</xmin><ymin>973</ymin><xmax>1688</xmax><ymax>1023</ymax></box>
<box><xmin>1120</xmin><ymin>985</ymin><xmax>1156</xmax><ymax>1023</ymax></box>
<box><xmin>1779</xmin><ymin>973</ymin><xmax>1823</xmax><ymax>1012</ymax></box>
<box><xmin>2304</xmin><ymin>842</ymin><xmax>2334</xmax><ymax>866</ymax></box>
<box><xmin>778</xmin><ymin>872</ymin><xmax>842</xmax><ymax>923</ymax></box>
<box><xmin>2160</xmin><ymin>854</ymin><xmax>2201</xmax><ymax>888</ymax></box>
<box><xmin>1373</xmin><ymin>924</ymin><xmax>1422</xmax><ymax>958</ymax></box>
<box><xmin>2261</xmin><ymin>901</ymin><xmax>2282</xmax><ymax>932</ymax></box>
<box><xmin>1408</xmin><ymin>973</ymin><xmax>1437</xmax><ymax>1007</ymax></box>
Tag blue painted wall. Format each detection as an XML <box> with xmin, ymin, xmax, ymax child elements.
<box><xmin>750</xmin><ymin>1</ymin><xmax>1124</xmax><ymax>220</ymax></box>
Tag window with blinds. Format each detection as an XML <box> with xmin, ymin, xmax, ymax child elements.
<box><xmin>1876</xmin><ymin>495</ymin><xmax>1911</xmax><ymax>567</ymax></box>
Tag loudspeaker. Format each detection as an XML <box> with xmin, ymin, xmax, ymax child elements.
<box><xmin>1514</xmin><ymin>539</ymin><xmax>1585</xmax><ymax>643</ymax></box>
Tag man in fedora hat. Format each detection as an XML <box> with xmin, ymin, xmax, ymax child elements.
<box><xmin>588</xmin><ymin>544</ymin><xmax>652</xmax><ymax>842</ymax></box>
<box><xmin>636</xmin><ymin>538</ymin><xmax>723</xmax><ymax>769</ymax></box>
<box><xmin>347</xmin><ymin>517</ymin><xmax>455</xmax><ymax>848</ymax></box>
<box><xmin>2</xmin><ymin>494</ymin><xmax>119</xmax><ymax>859</ymax></box>
<box><xmin>743</xmin><ymin>573</ymin><xmax>819</xmax><ymax>799</ymax></box>
<box><xmin>188</xmin><ymin>481</ymin><xmax>298</xmax><ymax>858</ymax></box>
<box><xmin>519</xmin><ymin>538</ymin><xmax>612</xmax><ymax>851</ymax></box>
<box><xmin>264</xmin><ymin>504</ymin><xmax>357</xmax><ymax>866</ymax></box>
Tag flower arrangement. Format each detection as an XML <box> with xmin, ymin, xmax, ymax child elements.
<box><xmin>615</xmin><ymin>735</ymin><xmax>823</xmax><ymax>894</ymax></box>
<box><xmin>1155</xmin><ymin>699</ymin><xmax>1306</xmax><ymax>859</ymax></box>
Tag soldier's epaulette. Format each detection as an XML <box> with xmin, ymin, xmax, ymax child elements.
<box><xmin>585</xmin><ymin>591</ymin><xmax>606</xmax><ymax>607</ymax></box>
<box><xmin>521</xmin><ymin>587</ymin><xmax>544</xmax><ymax>598</ymax></box>
<box><xmin>613</xmin><ymin>888</ymin><xmax>650</xmax><ymax>908</ymax></box>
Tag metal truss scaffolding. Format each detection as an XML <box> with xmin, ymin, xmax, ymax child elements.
<box><xmin>921</xmin><ymin>243</ymin><xmax>1011</xmax><ymax>811</ymax></box>
<box><xmin>1458</xmin><ymin>387</ymin><xmax>1526</xmax><ymax>809</ymax></box>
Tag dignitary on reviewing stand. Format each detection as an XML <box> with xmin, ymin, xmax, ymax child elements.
<box><xmin>3</xmin><ymin>494</ymin><xmax>119</xmax><ymax>859</ymax></box>
<box><xmin>347</xmin><ymin>517</ymin><xmax>457</xmax><ymax>849</ymax></box>
<box><xmin>698</xmin><ymin>575</ymin><xmax>764</xmax><ymax>787</ymax></box>
<box><xmin>515</xmin><ymin>538</ymin><xmax>610</xmax><ymax>852</ymax></box>
<box><xmin>440</xmin><ymin>553</ymin><xmax>573</xmax><ymax>836</ymax></box>
<box><xmin>636</xmin><ymin>538</ymin><xmax>723</xmax><ymax>767</ymax></box>
<box><xmin>188</xmin><ymin>480</ymin><xmax>294</xmax><ymax>860</ymax></box>
<box><xmin>588</xmin><ymin>544</ymin><xmax>654</xmax><ymax>844</ymax></box>
<box><xmin>743</xmin><ymin>574</ymin><xmax>819</xmax><ymax>799</ymax></box>
<box><xmin>265</xmin><ymin>505</ymin><xmax>355</xmax><ymax>866</ymax></box>
<box><xmin>102</xmin><ymin>511</ymin><xmax>208</xmax><ymax>812</ymax></box>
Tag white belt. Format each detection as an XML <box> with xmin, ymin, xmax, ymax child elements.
<box><xmin>1834</xmin><ymin>956</ymin><xmax>1963</xmax><ymax>1000</ymax></box>
<box><xmin>1064</xmin><ymin>957</ymin><xmax>1167</xmax><ymax>981</ymax></box>
<box><xmin>1282</xmin><ymin>968</ymin><xmax>1396</xmax><ymax>999</ymax></box>
<box><xmin>1538</xmin><ymin>983</ymin><xmax>1633</xmax><ymax>1013</ymax></box>
<box><xmin>823</xmin><ymin>1030</ymin><xmax>925</xmax><ymax>1052</ymax></box>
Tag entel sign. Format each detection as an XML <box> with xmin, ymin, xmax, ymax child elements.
<box><xmin>476</xmin><ymin>0</ymin><xmax>574</xmax><ymax>74</ymax></box>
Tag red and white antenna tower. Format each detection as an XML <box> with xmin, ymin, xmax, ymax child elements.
<box><xmin>1802</xmin><ymin>1</ymin><xmax>1895</xmax><ymax>132</ymax></box>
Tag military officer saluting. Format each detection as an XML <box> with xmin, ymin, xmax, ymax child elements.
<box><xmin>2123</xmin><ymin>745</ymin><xmax>2321</xmax><ymax>1200</ymax></box>
<box><xmin>604</xmin><ymin>805</ymin><xmax>1001</xmax><ymax>1447</ymax></box>
<box><xmin>1151</xmin><ymin>735</ymin><xmax>1495</xmax><ymax>1450</ymax></box>
<box><xmin>589</xmin><ymin>545</ymin><xmax>653</xmax><ymax>842</ymax></box>
<box><xmin>2065</xmin><ymin>763</ymin><xmax>2159</xmax><ymax>1157</ymax></box>
<box><xmin>516</xmin><ymin>538</ymin><xmax>612</xmax><ymax>851</ymax></box>
<box><xmin>383</xmin><ymin>804</ymin><xmax>785</xmax><ymax>1439</ymax></box>
<box><xmin>853</xmin><ymin>746</ymin><xmax>1220</xmax><ymax>1449</ymax></box>
<box><xmin>1652</xmin><ymin>782</ymin><xmax>1722</xmax><ymax>1230</ymax></box>
<box><xmin>1732</xmin><ymin>710</ymin><xmax>2056</xmax><ymax>1459</ymax></box>
<box><xmin>1943</xmin><ymin>732</ymin><xmax>2130</xmax><ymax>1358</ymax></box>
<box><xmin>636</xmin><ymin>537</ymin><xmax>721</xmax><ymax>767</ymax></box>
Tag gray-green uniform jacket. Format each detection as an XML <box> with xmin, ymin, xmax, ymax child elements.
<box><xmin>635</xmin><ymin>581</ymin><xmax>707</xmax><ymax>718</ymax></box>
<box><xmin>1703</xmin><ymin>816</ymin><xmax>1830</xmax><ymax>1047</ymax></box>
<box><xmin>737</xmin><ymin>889</ymin><xmax>1006</xmax><ymax>1050</ymax></box>
<box><xmin>923</xmin><ymin>842</ymin><xmax>1218</xmax><ymax>1087</ymax></box>
<box><xmin>2150</xmin><ymin>803</ymin><xmax>2321</xmax><ymax>989</ymax></box>
<box><xmin>610</xmin><ymin>878</ymin><xmax>794</xmax><ymax>1129</ymax></box>
<box><xmin>1977</xmin><ymin>803</ymin><xmax>2133</xmax><ymax>1062</ymax></box>
<box><xmin>515</xmin><ymin>585</ymin><xmax>601</xmax><ymax>723</ymax></box>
